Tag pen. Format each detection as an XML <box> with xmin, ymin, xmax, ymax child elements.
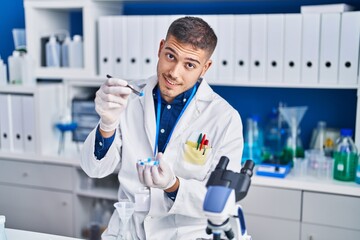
<box><xmin>202</xmin><ymin>139</ymin><xmax>209</xmax><ymax>155</ymax></box>
<box><xmin>197</xmin><ymin>133</ymin><xmax>203</xmax><ymax>150</ymax></box>
<box><xmin>199</xmin><ymin>134</ymin><xmax>206</xmax><ymax>151</ymax></box>
<box><xmin>106</xmin><ymin>74</ymin><xmax>143</xmax><ymax>96</ymax></box>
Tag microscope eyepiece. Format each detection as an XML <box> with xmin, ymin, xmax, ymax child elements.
<box><xmin>241</xmin><ymin>160</ymin><xmax>255</xmax><ymax>177</ymax></box>
<box><xmin>216</xmin><ymin>156</ymin><xmax>230</xmax><ymax>170</ymax></box>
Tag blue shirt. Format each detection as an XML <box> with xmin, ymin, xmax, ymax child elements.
<box><xmin>94</xmin><ymin>83</ymin><xmax>199</xmax><ymax>200</ymax></box>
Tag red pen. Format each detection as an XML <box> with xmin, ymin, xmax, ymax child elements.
<box><xmin>202</xmin><ymin>139</ymin><xmax>209</xmax><ymax>155</ymax></box>
<box><xmin>199</xmin><ymin>134</ymin><xmax>206</xmax><ymax>151</ymax></box>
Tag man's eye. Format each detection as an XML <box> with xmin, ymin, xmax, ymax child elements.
<box><xmin>166</xmin><ymin>53</ymin><xmax>174</xmax><ymax>60</ymax></box>
<box><xmin>187</xmin><ymin>63</ymin><xmax>195</xmax><ymax>69</ymax></box>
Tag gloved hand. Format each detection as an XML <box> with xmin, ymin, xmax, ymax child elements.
<box><xmin>95</xmin><ymin>77</ymin><xmax>132</xmax><ymax>132</ymax></box>
<box><xmin>137</xmin><ymin>153</ymin><xmax>177</xmax><ymax>190</ymax></box>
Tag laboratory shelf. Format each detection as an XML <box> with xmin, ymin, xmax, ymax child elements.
<box><xmin>75</xmin><ymin>188</ymin><xmax>118</xmax><ymax>201</ymax></box>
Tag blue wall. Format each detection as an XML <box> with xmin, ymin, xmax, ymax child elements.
<box><xmin>1</xmin><ymin>0</ymin><xmax>358</xmax><ymax>148</ymax></box>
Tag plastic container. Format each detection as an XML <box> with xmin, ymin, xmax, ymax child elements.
<box><xmin>0</xmin><ymin>57</ymin><xmax>7</xmax><ymax>86</ymax></box>
<box><xmin>242</xmin><ymin>117</ymin><xmax>263</xmax><ymax>165</ymax></box>
<box><xmin>8</xmin><ymin>50</ymin><xmax>22</xmax><ymax>84</ymax></box>
<box><xmin>69</xmin><ymin>35</ymin><xmax>83</xmax><ymax>68</ymax></box>
<box><xmin>0</xmin><ymin>215</ymin><xmax>7</xmax><ymax>240</ymax></box>
<box><xmin>305</xmin><ymin>149</ymin><xmax>333</xmax><ymax>179</ymax></box>
<box><xmin>333</xmin><ymin>129</ymin><xmax>358</xmax><ymax>181</ymax></box>
<box><xmin>45</xmin><ymin>36</ymin><xmax>61</xmax><ymax>67</ymax></box>
<box><xmin>12</xmin><ymin>28</ymin><xmax>26</xmax><ymax>51</ymax></box>
<box><xmin>61</xmin><ymin>36</ymin><xmax>71</xmax><ymax>67</ymax></box>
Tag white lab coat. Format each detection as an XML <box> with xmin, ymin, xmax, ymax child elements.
<box><xmin>81</xmin><ymin>75</ymin><xmax>243</xmax><ymax>240</ymax></box>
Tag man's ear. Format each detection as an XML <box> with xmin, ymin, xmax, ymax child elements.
<box><xmin>158</xmin><ymin>39</ymin><xmax>166</xmax><ymax>58</ymax></box>
<box><xmin>201</xmin><ymin>59</ymin><xmax>213</xmax><ymax>76</ymax></box>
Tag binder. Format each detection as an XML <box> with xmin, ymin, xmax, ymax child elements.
<box><xmin>113</xmin><ymin>16</ymin><xmax>126</xmax><ymax>78</ymax></box>
<box><xmin>301</xmin><ymin>13</ymin><xmax>321</xmax><ymax>84</ymax></box>
<box><xmin>0</xmin><ymin>94</ymin><xmax>12</xmax><ymax>151</ymax></box>
<box><xmin>338</xmin><ymin>11</ymin><xmax>360</xmax><ymax>85</ymax></box>
<box><xmin>22</xmin><ymin>95</ymin><xmax>36</xmax><ymax>153</ymax></box>
<box><xmin>10</xmin><ymin>94</ymin><xmax>24</xmax><ymax>152</ymax></box>
<box><xmin>250</xmin><ymin>14</ymin><xmax>267</xmax><ymax>82</ymax></box>
<box><xmin>124</xmin><ymin>16</ymin><xmax>142</xmax><ymax>80</ymax></box>
<box><xmin>217</xmin><ymin>15</ymin><xmax>235</xmax><ymax>83</ymax></box>
<box><xmin>283</xmin><ymin>14</ymin><xmax>302</xmax><ymax>83</ymax></box>
<box><xmin>266</xmin><ymin>14</ymin><xmax>285</xmax><ymax>83</ymax></box>
<box><xmin>234</xmin><ymin>15</ymin><xmax>250</xmax><ymax>83</ymax></box>
<box><xmin>319</xmin><ymin>13</ymin><xmax>341</xmax><ymax>84</ymax></box>
<box><xmin>98</xmin><ymin>16</ymin><xmax>114</xmax><ymax>77</ymax></box>
<box><xmin>155</xmin><ymin>15</ymin><xmax>171</xmax><ymax>43</ymax></box>
<box><xmin>200</xmin><ymin>15</ymin><xmax>218</xmax><ymax>84</ymax></box>
<box><xmin>141</xmin><ymin>15</ymin><xmax>157</xmax><ymax>79</ymax></box>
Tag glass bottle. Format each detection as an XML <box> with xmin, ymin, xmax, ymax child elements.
<box><xmin>0</xmin><ymin>215</ymin><xmax>7</xmax><ymax>240</ymax></box>
<box><xmin>333</xmin><ymin>129</ymin><xmax>358</xmax><ymax>181</ymax></box>
<box><xmin>242</xmin><ymin>117</ymin><xmax>262</xmax><ymax>165</ymax></box>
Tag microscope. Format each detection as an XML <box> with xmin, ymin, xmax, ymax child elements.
<box><xmin>203</xmin><ymin>156</ymin><xmax>254</xmax><ymax>240</ymax></box>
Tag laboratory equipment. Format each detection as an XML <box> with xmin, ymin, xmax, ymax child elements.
<box><xmin>55</xmin><ymin>118</ymin><xmax>78</xmax><ymax>155</ymax></box>
<box><xmin>72</xmin><ymin>98</ymin><xmax>99</xmax><ymax>142</ymax></box>
<box><xmin>137</xmin><ymin>157</ymin><xmax>159</xmax><ymax>166</ymax></box>
<box><xmin>279</xmin><ymin>106</ymin><xmax>307</xmax><ymax>166</ymax></box>
<box><xmin>106</xmin><ymin>74</ymin><xmax>144</xmax><ymax>96</ymax></box>
<box><xmin>0</xmin><ymin>215</ymin><xmax>7</xmax><ymax>240</ymax></box>
<box><xmin>203</xmin><ymin>157</ymin><xmax>254</xmax><ymax>240</ymax></box>
<box><xmin>263</xmin><ymin>108</ymin><xmax>283</xmax><ymax>162</ymax></box>
<box><xmin>0</xmin><ymin>56</ymin><xmax>7</xmax><ymax>85</ymax></box>
<box><xmin>242</xmin><ymin>117</ymin><xmax>263</xmax><ymax>165</ymax></box>
<box><xmin>305</xmin><ymin>149</ymin><xmax>333</xmax><ymax>179</ymax></box>
<box><xmin>8</xmin><ymin>50</ymin><xmax>22</xmax><ymax>84</ymax></box>
<box><xmin>114</xmin><ymin>200</ymin><xmax>135</xmax><ymax>240</ymax></box>
<box><xmin>333</xmin><ymin>129</ymin><xmax>358</xmax><ymax>181</ymax></box>
<box><xmin>61</xmin><ymin>36</ymin><xmax>71</xmax><ymax>67</ymax></box>
<box><xmin>12</xmin><ymin>29</ymin><xmax>26</xmax><ymax>52</ymax></box>
<box><xmin>356</xmin><ymin>159</ymin><xmax>360</xmax><ymax>184</ymax></box>
<box><xmin>69</xmin><ymin>35</ymin><xmax>84</xmax><ymax>68</ymax></box>
<box><xmin>46</xmin><ymin>36</ymin><xmax>61</xmax><ymax>67</ymax></box>
<box><xmin>309</xmin><ymin>121</ymin><xmax>340</xmax><ymax>157</ymax></box>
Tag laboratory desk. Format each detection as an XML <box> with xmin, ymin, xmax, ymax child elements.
<box><xmin>5</xmin><ymin>228</ymin><xmax>84</xmax><ymax>240</ymax></box>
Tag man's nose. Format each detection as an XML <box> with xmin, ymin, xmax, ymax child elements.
<box><xmin>169</xmin><ymin>63</ymin><xmax>182</xmax><ymax>79</ymax></box>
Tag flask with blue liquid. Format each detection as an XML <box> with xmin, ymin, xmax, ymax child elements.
<box><xmin>333</xmin><ymin>129</ymin><xmax>358</xmax><ymax>181</ymax></box>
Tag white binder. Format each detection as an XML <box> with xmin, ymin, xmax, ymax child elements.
<box><xmin>98</xmin><ymin>16</ymin><xmax>114</xmax><ymax>77</ymax></box>
<box><xmin>10</xmin><ymin>94</ymin><xmax>24</xmax><ymax>152</ymax></box>
<box><xmin>301</xmin><ymin>13</ymin><xmax>321</xmax><ymax>84</ymax></box>
<box><xmin>124</xmin><ymin>16</ymin><xmax>142</xmax><ymax>80</ymax></box>
<box><xmin>319</xmin><ymin>13</ymin><xmax>341</xmax><ymax>84</ymax></box>
<box><xmin>22</xmin><ymin>95</ymin><xmax>36</xmax><ymax>153</ymax></box>
<box><xmin>141</xmin><ymin>15</ymin><xmax>157</xmax><ymax>79</ymax></box>
<box><xmin>338</xmin><ymin>11</ymin><xmax>360</xmax><ymax>85</ymax></box>
<box><xmin>234</xmin><ymin>15</ymin><xmax>250</xmax><ymax>83</ymax></box>
<box><xmin>217</xmin><ymin>15</ymin><xmax>235</xmax><ymax>83</ymax></box>
<box><xmin>113</xmin><ymin>16</ymin><xmax>126</xmax><ymax>78</ymax></box>
<box><xmin>200</xmin><ymin>15</ymin><xmax>218</xmax><ymax>84</ymax></box>
<box><xmin>266</xmin><ymin>14</ymin><xmax>285</xmax><ymax>83</ymax></box>
<box><xmin>283</xmin><ymin>14</ymin><xmax>302</xmax><ymax>83</ymax></box>
<box><xmin>0</xmin><ymin>94</ymin><xmax>13</xmax><ymax>151</ymax></box>
<box><xmin>250</xmin><ymin>14</ymin><xmax>267</xmax><ymax>82</ymax></box>
<box><xmin>155</xmin><ymin>15</ymin><xmax>171</xmax><ymax>43</ymax></box>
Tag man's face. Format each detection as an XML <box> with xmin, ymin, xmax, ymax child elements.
<box><xmin>156</xmin><ymin>35</ymin><xmax>212</xmax><ymax>103</ymax></box>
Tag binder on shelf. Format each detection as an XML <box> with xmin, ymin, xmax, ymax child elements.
<box><xmin>319</xmin><ymin>13</ymin><xmax>341</xmax><ymax>84</ymax></box>
<box><xmin>266</xmin><ymin>14</ymin><xmax>285</xmax><ymax>83</ymax></box>
<box><xmin>234</xmin><ymin>15</ymin><xmax>250</xmax><ymax>83</ymax></box>
<box><xmin>283</xmin><ymin>14</ymin><xmax>302</xmax><ymax>83</ymax></box>
<box><xmin>155</xmin><ymin>15</ymin><xmax>171</xmax><ymax>44</ymax></box>
<box><xmin>250</xmin><ymin>14</ymin><xmax>267</xmax><ymax>82</ymax></box>
<box><xmin>124</xmin><ymin>16</ymin><xmax>142</xmax><ymax>80</ymax></box>
<box><xmin>0</xmin><ymin>94</ymin><xmax>13</xmax><ymax>151</ymax></box>
<box><xmin>301</xmin><ymin>13</ymin><xmax>321</xmax><ymax>84</ymax></box>
<box><xmin>22</xmin><ymin>95</ymin><xmax>36</xmax><ymax>153</ymax></box>
<box><xmin>200</xmin><ymin>15</ymin><xmax>218</xmax><ymax>84</ymax></box>
<box><xmin>300</xmin><ymin>4</ymin><xmax>354</xmax><ymax>13</ymax></box>
<box><xmin>217</xmin><ymin>15</ymin><xmax>235</xmax><ymax>83</ymax></box>
<box><xmin>141</xmin><ymin>15</ymin><xmax>157</xmax><ymax>79</ymax></box>
<box><xmin>112</xmin><ymin>16</ymin><xmax>125</xmax><ymax>78</ymax></box>
<box><xmin>338</xmin><ymin>11</ymin><xmax>360</xmax><ymax>85</ymax></box>
<box><xmin>10</xmin><ymin>94</ymin><xmax>24</xmax><ymax>152</ymax></box>
<box><xmin>98</xmin><ymin>16</ymin><xmax>114</xmax><ymax>77</ymax></box>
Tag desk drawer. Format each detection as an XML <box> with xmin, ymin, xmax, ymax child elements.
<box><xmin>0</xmin><ymin>159</ymin><xmax>73</xmax><ymax>191</ymax></box>
<box><xmin>302</xmin><ymin>191</ymin><xmax>360</xmax><ymax>231</ymax></box>
<box><xmin>242</xmin><ymin>185</ymin><xmax>302</xmax><ymax>220</ymax></box>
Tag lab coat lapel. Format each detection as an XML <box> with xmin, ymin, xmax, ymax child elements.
<box><xmin>168</xmin><ymin>80</ymin><xmax>213</xmax><ymax>144</ymax></box>
<box><xmin>139</xmin><ymin>76</ymin><xmax>158</xmax><ymax>154</ymax></box>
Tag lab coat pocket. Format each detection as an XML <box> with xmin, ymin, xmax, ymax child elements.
<box><xmin>183</xmin><ymin>140</ymin><xmax>212</xmax><ymax>165</ymax></box>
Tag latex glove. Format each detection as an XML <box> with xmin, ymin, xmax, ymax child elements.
<box><xmin>95</xmin><ymin>77</ymin><xmax>132</xmax><ymax>132</ymax></box>
<box><xmin>137</xmin><ymin>153</ymin><xmax>177</xmax><ymax>190</ymax></box>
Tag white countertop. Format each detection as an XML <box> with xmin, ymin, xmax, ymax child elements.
<box><xmin>5</xmin><ymin>228</ymin><xmax>84</xmax><ymax>240</ymax></box>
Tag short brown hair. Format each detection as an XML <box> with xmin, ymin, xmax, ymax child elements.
<box><xmin>166</xmin><ymin>16</ymin><xmax>217</xmax><ymax>58</ymax></box>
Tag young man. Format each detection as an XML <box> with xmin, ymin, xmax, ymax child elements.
<box><xmin>81</xmin><ymin>16</ymin><xmax>243</xmax><ymax>239</ymax></box>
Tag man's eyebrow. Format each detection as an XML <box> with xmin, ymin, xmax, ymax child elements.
<box><xmin>165</xmin><ymin>46</ymin><xmax>201</xmax><ymax>65</ymax></box>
